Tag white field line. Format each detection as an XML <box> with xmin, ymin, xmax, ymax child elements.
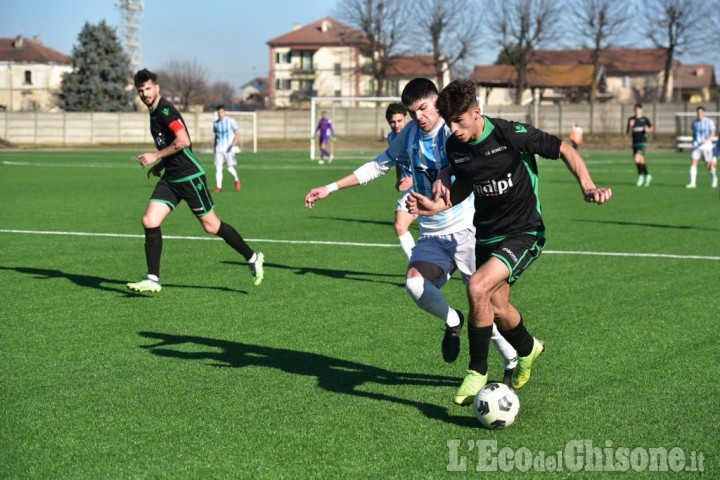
<box><xmin>1</xmin><ymin>228</ymin><xmax>719</xmax><ymax>261</ymax></box>
<box><xmin>1</xmin><ymin>160</ymin><xmax>353</xmax><ymax>171</ymax></box>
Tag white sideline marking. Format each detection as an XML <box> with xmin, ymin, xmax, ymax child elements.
<box><xmin>1</xmin><ymin>229</ymin><xmax>719</xmax><ymax>261</ymax></box>
<box><xmin>1</xmin><ymin>160</ymin><xmax>354</xmax><ymax>171</ymax></box>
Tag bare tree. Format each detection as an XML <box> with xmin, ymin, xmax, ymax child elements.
<box><xmin>413</xmin><ymin>0</ymin><xmax>482</xmax><ymax>89</ymax></box>
<box><xmin>640</xmin><ymin>0</ymin><xmax>711</xmax><ymax>102</ymax></box>
<box><xmin>337</xmin><ymin>0</ymin><xmax>409</xmax><ymax>96</ymax></box>
<box><xmin>487</xmin><ymin>0</ymin><xmax>562</xmax><ymax>105</ymax></box>
<box><xmin>206</xmin><ymin>81</ymin><xmax>236</xmax><ymax>108</ymax></box>
<box><xmin>569</xmin><ymin>0</ymin><xmax>629</xmax><ymax>103</ymax></box>
<box><xmin>158</xmin><ymin>59</ymin><xmax>209</xmax><ymax>110</ymax></box>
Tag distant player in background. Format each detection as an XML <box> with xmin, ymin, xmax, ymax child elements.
<box><xmin>314</xmin><ymin>111</ymin><xmax>335</xmax><ymax>165</ymax></box>
<box><xmin>126</xmin><ymin>69</ymin><xmax>264</xmax><ymax>293</ymax></box>
<box><xmin>626</xmin><ymin>104</ymin><xmax>653</xmax><ymax>187</ymax></box>
<box><xmin>213</xmin><ymin>105</ymin><xmax>242</xmax><ymax>193</ymax></box>
<box><xmin>687</xmin><ymin>106</ymin><xmax>718</xmax><ymax>188</ymax></box>
<box><xmin>305</xmin><ymin>78</ymin><xmax>518</xmax><ymax>383</ymax></box>
<box><xmin>569</xmin><ymin>121</ymin><xmax>583</xmax><ymax>150</ymax></box>
<box><xmin>385</xmin><ymin>102</ymin><xmax>416</xmax><ymax>259</ymax></box>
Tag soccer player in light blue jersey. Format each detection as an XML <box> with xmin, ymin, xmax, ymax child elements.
<box><xmin>385</xmin><ymin>102</ymin><xmax>416</xmax><ymax>259</ymax></box>
<box><xmin>213</xmin><ymin>105</ymin><xmax>242</xmax><ymax>192</ymax></box>
<box><xmin>305</xmin><ymin>78</ymin><xmax>517</xmax><ymax>380</ymax></box>
<box><xmin>687</xmin><ymin>106</ymin><xmax>718</xmax><ymax>188</ymax></box>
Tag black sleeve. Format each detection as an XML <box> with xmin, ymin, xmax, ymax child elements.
<box><xmin>495</xmin><ymin>118</ymin><xmax>562</xmax><ymax>159</ymax></box>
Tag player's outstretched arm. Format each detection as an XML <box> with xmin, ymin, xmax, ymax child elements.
<box><xmin>304</xmin><ymin>173</ymin><xmax>360</xmax><ymax>209</ymax></box>
<box><xmin>558</xmin><ymin>141</ymin><xmax>612</xmax><ymax>205</ymax></box>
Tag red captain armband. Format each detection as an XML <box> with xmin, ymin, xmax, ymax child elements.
<box><xmin>168</xmin><ymin>119</ymin><xmax>185</xmax><ymax>133</ymax></box>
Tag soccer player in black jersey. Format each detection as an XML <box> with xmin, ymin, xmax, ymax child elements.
<box><xmin>408</xmin><ymin>79</ymin><xmax>612</xmax><ymax>405</ymax></box>
<box><xmin>626</xmin><ymin>104</ymin><xmax>653</xmax><ymax>186</ymax></box>
<box><xmin>126</xmin><ymin>69</ymin><xmax>264</xmax><ymax>293</ymax></box>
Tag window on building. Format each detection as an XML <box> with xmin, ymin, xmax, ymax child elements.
<box><xmin>284</xmin><ymin>79</ymin><xmax>292</xmax><ymax>90</ymax></box>
<box><xmin>623</xmin><ymin>76</ymin><xmax>630</xmax><ymax>88</ymax></box>
<box><xmin>24</xmin><ymin>70</ymin><xmax>32</xmax><ymax>85</ymax></box>
<box><xmin>285</xmin><ymin>51</ymin><xmax>292</xmax><ymax>64</ymax></box>
<box><xmin>299</xmin><ymin>51</ymin><xmax>313</xmax><ymax>71</ymax></box>
<box><xmin>334</xmin><ymin>63</ymin><xmax>341</xmax><ymax>76</ymax></box>
<box><xmin>334</xmin><ymin>90</ymin><xmax>341</xmax><ymax>97</ymax></box>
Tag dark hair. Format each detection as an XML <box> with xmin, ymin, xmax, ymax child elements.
<box><xmin>634</xmin><ymin>103</ymin><xmax>643</xmax><ymax>109</ymax></box>
<box><xmin>133</xmin><ymin>68</ymin><xmax>157</xmax><ymax>87</ymax></box>
<box><xmin>385</xmin><ymin>102</ymin><xmax>408</xmax><ymax>121</ymax></box>
<box><xmin>216</xmin><ymin>105</ymin><xmax>226</xmax><ymax>111</ymax></box>
<box><xmin>697</xmin><ymin>106</ymin><xmax>706</xmax><ymax>112</ymax></box>
<box><xmin>436</xmin><ymin>79</ymin><xmax>478</xmax><ymax>120</ymax></box>
<box><xmin>401</xmin><ymin>78</ymin><xmax>438</xmax><ymax>107</ymax></box>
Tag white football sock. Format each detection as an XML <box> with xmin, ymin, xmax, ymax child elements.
<box><xmin>397</xmin><ymin>231</ymin><xmax>415</xmax><ymax>259</ymax></box>
<box><xmin>491</xmin><ymin>324</ymin><xmax>518</xmax><ymax>369</ymax></box>
<box><xmin>227</xmin><ymin>166</ymin><xmax>240</xmax><ymax>182</ymax></box>
<box><xmin>690</xmin><ymin>165</ymin><xmax>697</xmax><ymax>185</ymax></box>
<box><xmin>215</xmin><ymin>166</ymin><xmax>223</xmax><ymax>189</ymax></box>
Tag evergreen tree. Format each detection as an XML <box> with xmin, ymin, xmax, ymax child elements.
<box><xmin>59</xmin><ymin>21</ymin><xmax>135</xmax><ymax>111</ymax></box>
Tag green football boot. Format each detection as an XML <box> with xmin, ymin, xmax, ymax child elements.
<box><xmin>126</xmin><ymin>278</ymin><xmax>161</xmax><ymax>293</ymax></box>
<box><xmin>250</xmin><ymin>252</ymin><xmax>265</xmax><ymax>287</ymax></box>
<box><xmin>453</xmin><ymin>369</ymin><xmax>488</xmax><ymax>406</ymax></box>
<box><xmin>512</xmin><ymin>338</ymin><xmax>545</xmax><ymax>390</ymax></box>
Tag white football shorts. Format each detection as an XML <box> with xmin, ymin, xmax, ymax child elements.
<box><xmin>396</xmin><ymin>189</ymin><xmax>417</xmax><ymax>214</ymax></box>
<box><xmin>215</xmin><ymin>151</ymin><xmax>237</xmax><ymax>167</ymax></box>
<box><xmin>691</xmin><ymin>143</ymin><xmax>714</xmax><ymax>163</ymax></box>
<box><xmin>409</xmin><ymin>227</ymin><xmax>476</xmax><ymax>281</ymax></box>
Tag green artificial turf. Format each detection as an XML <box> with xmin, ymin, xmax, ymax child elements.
<box><xmin>0</xmin><ymin>148</ymin><xmax>717</xmax><ymax>478</ymax></box>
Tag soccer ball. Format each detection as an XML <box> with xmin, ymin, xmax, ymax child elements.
<box><xmin>473</xmin><ymin>382</ymin><xmax>520</xmax><ymax>429</ymax></box>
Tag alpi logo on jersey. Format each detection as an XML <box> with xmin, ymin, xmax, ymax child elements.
<box><xmin>474</xmin><ymin>173</ymin><xmax>514</xmax><ymax>196</ymax></box>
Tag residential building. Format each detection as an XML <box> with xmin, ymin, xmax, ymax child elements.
<box><xmin>266</xmin><ymin>17</ymin><xmax>449</xmax><ymax>108</ymax></box>
<box><xmin>0</xmin><ymin>35</ymin><xmax>71</xmax><ymax>111</ymax></box>
<box><xmin>472</xmin><ymin>64</ymin><xmax>602</xmax><ymax>105</ymax></box>
<box><xmin>673</xmin><ymin>64</ymin><xmax>716</xmax><ymax>103</ymax></box>
<box><xmin>472</xmin><ymin>48</ymin><xmax>675</xmax><ymax>105</ymax></box>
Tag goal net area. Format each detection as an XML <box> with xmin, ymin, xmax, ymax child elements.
<box><xmin>675</xmin><ymin>111</ymin><xmax>720</xmax><ymax>151</ymax></box>
<box><xmin>310</xmin><ymin>96</ymin><xmax>401</xmax><ymax>160</ymax></box>
<box><xmin>226</xmin><ymin>111</ymin><xmax>258</xmax><ymax>154</ymax></box>
<box><xmin>309</xmin><ymin>96</ymin><xmax>527</xmax><ymax>160</ymax></box>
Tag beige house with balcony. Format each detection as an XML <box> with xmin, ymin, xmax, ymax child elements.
<box><xmin>0</xmin><ymin>36</ymin><xmax>71</xmax><ymax>111</ymax></box>
<box><xmin>266</xmin><ymin>17</ymin><xmax>449</xmax><ymax>108</ymax></box>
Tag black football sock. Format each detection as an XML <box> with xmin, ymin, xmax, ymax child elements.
<box><xmin>635</xmin><ymin>163</ymin><xmax>644</xmax><ymax>175</ymax></box>
<box><xmin>641</xmin><ymin>164</ymin><xmax>649</xmax><ymax>175</ymax></box>
<box><xmin>499</xmin><ymin>317</ymin><xmax>534</xmax><ymax>357</ymax></box>
<box><xmin>216</xmin><ymin>221</ymin><xmax>254</xmax><ymax>261</ymax></box>
<box><xmin>144</xmin><ymin>226</ymin><xmax>162</xmax><ymax>279</ymax></box>
<box><xmin>468</xmin><ymin>325</ymin><xmax>493</xmax><ymax>375</ymax></box>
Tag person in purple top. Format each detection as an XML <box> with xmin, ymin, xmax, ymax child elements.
<box><xmin>314</xmin><ymin>111</ymin><xmax>335</xmax><ymax>164</ymax></box>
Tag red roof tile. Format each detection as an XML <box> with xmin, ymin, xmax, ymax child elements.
<box><xmin>0</xmin><ymin>36</ymin><xmax>70</xmax><ymax>64</ymax></box>
<box><xmin>529</xmin><ymin>48</ymin><xmax>668</xmax><ymax>74</ymax></box>
<box><xmin>267</xmin><ymin>17</ymin><xmax>368</xmax><ymax>48</ymax></box>
<box><xmin>472</xmin><ymin>64</ymin><xmax>596</xmax><ymax>88</ymax></box>
<box><xmin>386</xmin><ymin>55</ymin><xmax>436</xmax><ymax>78</ymax></box>
<box><xmin>675</xmin><ymin>64</ymin><xmax>716</xmax><ymax>89</ymax></box>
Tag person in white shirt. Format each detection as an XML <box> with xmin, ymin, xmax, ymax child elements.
<box><xmin>213</xmin><ymin>105</ymin><xmax>242</xmax><ymax>193</ymax></box>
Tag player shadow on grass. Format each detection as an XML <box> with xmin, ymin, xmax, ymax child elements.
<box><xmin>310</xmin><ymin>216</ymin><xmax>395</xmax><ymax>228</ymax></box>
<box><xmin>139</xmin><ymin>331</ymin><xmax>478</xmax><ymax>428</ymax></box>
<box><xmin>0</xmin><ymin>266</ymin><xmax>248</xmax><ymax>296</ymax></box>
<box><xmin>222</xmin><ymin>261</ymin><xmax>406</xmax><ymax>287</ymax></box>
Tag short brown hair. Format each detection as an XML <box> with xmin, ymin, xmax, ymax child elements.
<box><xmin>437</xmin><ymin>79</ymin><xmax>478</xmax><ymax>120</ymax></box>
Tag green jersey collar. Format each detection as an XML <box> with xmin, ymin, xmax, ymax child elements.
<box><xmin>469</xmin><ymin>116</ymin><xmax>495</xmax><ymax>145</ymax></box>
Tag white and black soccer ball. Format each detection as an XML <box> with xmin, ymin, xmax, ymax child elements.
<box><xmin>473</xmin><ymin>382</ymin><xmax>520</xmax><ymax>429</ymax></box>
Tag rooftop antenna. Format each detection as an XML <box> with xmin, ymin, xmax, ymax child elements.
<box><xmin>115</xmin><ymin>0</ymin><xmax>144</xmax><ymax>72</ymax></box>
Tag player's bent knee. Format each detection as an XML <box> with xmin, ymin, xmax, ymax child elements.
<box><xmin>405</xmin><ymin>276</ymin><xmax>425</xmax><ymax>302</ymax></box>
